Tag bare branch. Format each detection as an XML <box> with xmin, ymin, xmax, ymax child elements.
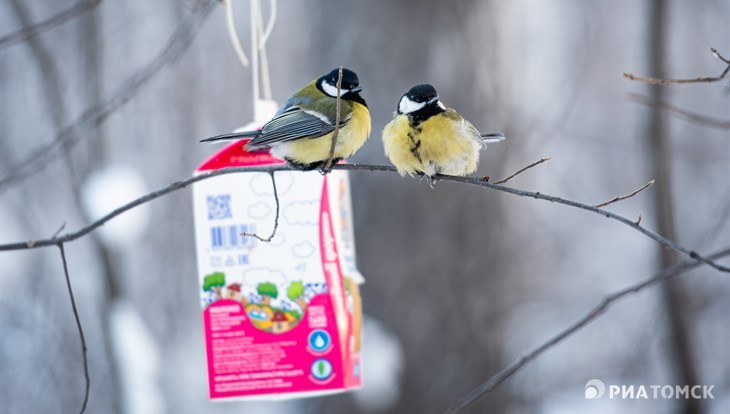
<box><xmin>623</xmin><ymin>47</ymin><xmax>729</xmax><ymax>84</ymax></box>
<box><xmin>241</xmin><ymin>171</ymin><xmax>280</xmax><ymax>242</ymax></box>
<box><xmin>0</xmin><ymin>0</ymin><xmax>102</xmax><ymax>49</ymax></box>
<box><xmin>323</xmin><ymin>66</ymin><xmax>343</xmax><ymax>172</ymax></box>
<box><xmin>594</xmin><ymin>179</ymin><xmax>655</xmax><ymax>208</ymax></box>
<box><xmin>0</xmin><ymin>0</ymin><xmax>217</xmax><ymax>192</ymax></box>
<box><xmin>623</xmin><ymin>71</ymin><xmax>729</xmax><ymax>85</ymax></box>
<box><xmin>58</xmin><ymin>243</ymin><xmax>90</xmax><ymax>414</ymax></box>
<box><xmin>442</xmin><ymin>247</ymin><xmax>730</xmax><ymax>414</ymax></box>
<box><xmin>0</xmin><ymin>163</ymin><xmax>727</xmax><ymax>272</ymax></box>
<box><xmin>493</xmin><ymin>157</ymin><xmax>551</xmax><ymax>185</ymax></box>
<box><xmin>710</xmin><ymin>47</ymin><xmax>730</xmax><ymax>65</ymax></box>
<box><xmin>52</xmin><ymin>222</ymin><xmax>67</xmax><ymax>238</ymax></box>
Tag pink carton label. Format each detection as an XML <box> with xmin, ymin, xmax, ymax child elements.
<box><xmin>203</xmin><ymin>295</ymin><xmax>344</xmax><ymax>398</ymax></box>
<box><xmin>192</xmin><ymin>142</ymin><xmax>362</xmax><ymax>400</ymax></box>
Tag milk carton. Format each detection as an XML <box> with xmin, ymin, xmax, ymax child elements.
<box><xmin>192</xmin><ymin>141</ymin><xmax>363</xmax><ymax>399</ymax></box>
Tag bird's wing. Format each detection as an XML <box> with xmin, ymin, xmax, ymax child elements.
<box><xmin>444</xmin><ymin>108</ymin><xmax>505</xmax><ymax>144</ymax></box>
<box><xmin>444</xmin><ymin>109</ymin><xmax>484</xmax><ymax>146</ymax></box>
<box><xmin>246</xmin><ymin>107</ymin><xmax>336</xmax><ymax>149</ymax></box>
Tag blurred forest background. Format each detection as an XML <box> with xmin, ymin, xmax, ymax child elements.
<box><xmin>1</xmin><ymin>0</ymin><xmax>729</xmax><ymax>413</ymax></box>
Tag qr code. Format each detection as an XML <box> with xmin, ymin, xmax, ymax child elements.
<box><xmin>207</xmin><ymin>195</ymin><xmax>232</xmax><ymax>220</ymax></box>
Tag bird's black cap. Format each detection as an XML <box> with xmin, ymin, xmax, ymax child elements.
<box><xmin>398</xmin><ymin>83</ymin><xmax>444</xmax><ymax>121</ymax></box>
<box><xmin>404</xmin><ymin>84</ymin><xmax>438</xmax><ymax>103</ymax></box>
<box><xmin>320</xmin><ymin>68</ymin><xmax>360</xmax><ymax>91</ymax></box>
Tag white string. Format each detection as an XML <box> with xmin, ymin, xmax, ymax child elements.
<box><xmin>223</xmin><ymin>0</ymin><xmax>278</xmax><ymax>119</ymax></box>
<box><xmin>255</xmin><ymin>0</ymin><xmax>272</xmax><ymax>100</ymax></box>
<box><xmin>224</xmin><ymin>0</ymin><xmax>249</xmax><ymax>67</ymax></box>
<box><xmin>258</xmin><ymin>0</ymin><xmax>277</xmax><ymax>49</ymax></box>
<box><xmin>250</xmin><ymin>0</ymin><xmax>260</xmax><ymax>117</ymax></box>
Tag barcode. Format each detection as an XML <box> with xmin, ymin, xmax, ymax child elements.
<box><xmin>210</xmin><ymin>224</ymin><xmax>257</xmax><ymax>250</ymax></box>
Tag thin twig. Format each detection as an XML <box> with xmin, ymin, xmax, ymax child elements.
<box><xmin>323</xmin><ymin>66</ymin><xmax>343</xmax><ymax>172</ymax></box>
<box><xmin>623</xmin><ymin>71</ymin><xmax>729</xmax><ymax>85</ymax></box>
<box><xmin>710</xmin><ymin>47</ymin><xmax>730</xmax><ymax>65</ymax></box>
<box><xmin>241</xmin><ymin>171</ymin><xmax>280</xmax><ymax>242</ymax></box>
<box><xmin>636</xmin><ymin>212</ymin><xmax>643</xmax><ymax>226</ymax></box>
<box><xmin>57</xmin><ymin>243</ymin><xmax>90</xmax><ymax>414</ymax></box>
<box><xmin>0</xmin><ymin>0</ymin><xmax>217</xmax><ymax>192</ymax></box>
<box><xmin>0</xmin><ymin>164</ymin><xmax>727</xmax><ymax>272</ymax></box>
<box><xmin>594</xmin><ymin>179</ymin><xmax>655</xmax><ymax>208</ymax></box>
<box><xmin>628</xmin><ymin>93</ymin><xmax>730</xmax><ymax>130</ymax></box>
<box><xmin>442</xmin><ymin>247</ymin><xmax>730</xmax><ymax>414</ymax></box>
<box><xmin>623</xmin><ymin>47</ymin><xmax>729</xmax><ymax>85</ymax></box>
<box><xmin>493</xmin><ymin>157</ymin><xmax>551</xmax><ymax>185</ymax></box>
<box><xmin>0</xmin><ymin>0</ymin><xmax>102</xmax><ymax>49</ymax></box>
<box><xmin>52</xmin><ymin>222</ymin><xmax>67</xmax><ymax>238</ymax></box>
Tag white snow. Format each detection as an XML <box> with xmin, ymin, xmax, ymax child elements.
<box><xmin>110</xmin><ymin>300</ymin><xmax>165</xmax><ymax>414</ymax></box>
<box><xmin>81</xmin><ymin>165</ymin><xmax>150</xmax><ymax>249</ymax></box>
<box><xmin>353</xmin><ymin>316</ymin><xmax>404</xmax><ymax>412</ymax></box>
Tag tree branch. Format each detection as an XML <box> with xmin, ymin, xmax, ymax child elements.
<box><xmin>0</xmin><ymin>0</ymin><xmax>217</xmax><ymax>192</ymax></box>
<box><xmin>711</xmin><ymin>47</ymin><xmax>730</xmax><ymax>65</ymax></box>
<box><xmin>0</xmin><ymin>0</ymin><xmax>102</xmax><ymax>49</ymax></box>
<box><xmin>58</xmin><ymin>243</ymin><xmax>90</xmax><ymax>414</ymax></box>
<box><xmin>623</xmin><ymin>47</ymin><xmax>729</xmax><ymax>85</ymax></box>
<box><xmin>442</xmin><ymin>247</ymin><xmax>730</xmax><ymax>414</ymax></box>
<box><xmin>241</xmin><ymin>171</ymin><xmax>280</xmax><ymax>242</ymax></box>
<box><xmin>594</xmin><ymin>179</ymin><xmax>654</xmax><ymax>208</ymax></box>
<box><xmin>492</xmin><ymin>157</ymin><xmax>551</xmax><ymax>184</ymax></box>
<box><xmin>323</xmin><ymin>66</ymin><xmax>343</xmax><ymax>172</ymax></box>
<box><xmin>1</xmin><ymin>163</ymin><xmax>727</xmax><ymax>272</ymax></box>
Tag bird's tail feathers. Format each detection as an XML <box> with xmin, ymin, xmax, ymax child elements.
<box><xmin>481</xmin><ymin>133</ymin><xmax>506</xmax><ymax>143</ymax></box>
<box><xmin>200</xmin><ymin>130</ymin><xmax>261</xmax><ymax>143</ymax></box>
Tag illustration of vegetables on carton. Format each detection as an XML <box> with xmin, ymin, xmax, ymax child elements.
<box><xmin>192</xmin><ymin>141</ymin><xmax>363</xmax><ymax>400</ymax></box>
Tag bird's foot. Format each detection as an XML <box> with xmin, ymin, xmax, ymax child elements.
<box><xmin>317</xmin><ymin>158</ymin><xmax>343</xmax><ymax>175</ymax></box>
<box><xmin>421</xmin><ymin>174</ymin><xmax>438</xmax><ymax>189</ymax></box>
<box><xmin>285</xmin><ymin>158</ymin><xmax>337</xmax><ymax>172</ymax></box>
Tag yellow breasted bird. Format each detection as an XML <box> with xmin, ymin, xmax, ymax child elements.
<box><xmin>201</xmin><ymin>68</ymin><xmax>371</xmax><ymax>170</ymax></box>
<box><xmin>382</xmin><ymin>84</ymin><xmax>504</xmax><ymax>180</ymax></box>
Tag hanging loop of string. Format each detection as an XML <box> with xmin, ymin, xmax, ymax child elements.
<box><xmin>254</xmin><ymin>0</ymin><xmax>273</xmax><ymax>100</ymax></box>
<box><xmin>258</xmin><ymin>0</ymin><xmax>277</xmax><ymax>50</ymax></box>
<box><xmin>224</xmin><ymin>0</ymin><xmax>249</xmax><ymax>67</ymax></box>
<box><xmin>223</xmin><ymin>0</ymin><xmax>277</xmax><ymax>120</ymax></box>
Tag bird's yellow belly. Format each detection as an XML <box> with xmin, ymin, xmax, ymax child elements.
<box><xmin>382</xmin><ymin>116</ymin><xmax>424</xmax><ymax>175</ymax></box>
<box><xmin>272</xmin><ymin>103</ymin><xmax>371</xmax><ymax>164</ymax></box>
<box><xmin>383</xmin><ymin>115</ymin><xmax>480</xmax><ymax>176</ymax></box>
<box><xmin>418</xmin><ymin>120</ymin><xmax>480</xmax><ymax>176</ymax></box>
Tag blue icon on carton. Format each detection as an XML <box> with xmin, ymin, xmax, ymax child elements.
<box><xmin>308</xmin><ymin>330</ymin><xmax>331</xmax><ymax>354</ymax></box>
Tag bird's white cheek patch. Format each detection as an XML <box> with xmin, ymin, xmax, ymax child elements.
<box><xmin>321</xmin><ymin>81</ymin><xmax>347</xmax><ymax>98</ymax></box>
<box><xmin>399</xmin><ymin>96</ymin><xmax>426</xmax><ymax>114</ymax></box>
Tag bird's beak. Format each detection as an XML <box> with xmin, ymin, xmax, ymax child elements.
<box><xmin>350</xmin><ymin>86</ymin><xmax>363</xmax><ymax>93</ymax></box>
<box><xmin>427</xmin><ymin>96</ymin><xmax>439</xmax><ymax>105</ymax></box>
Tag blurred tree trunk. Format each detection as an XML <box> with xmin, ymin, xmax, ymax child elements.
<box><xmin>646</xmin><ymin>1</ymin><xmax>702</xmax><ymax>413</ymax></box>
<box><xmin>78</xmin><ymin>7</ymin><xmax>126</xmax><ymax>414</ymax></box>
<box><xmin>8</xmin><ymin>0</ymin><xmax>123</xmax><ymax>412</ymax></box>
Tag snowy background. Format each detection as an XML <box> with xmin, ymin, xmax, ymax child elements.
<box><xmin>1</xmin><ymin>0</ymin><xmax>729</xmax><ymax>413</ymax></box>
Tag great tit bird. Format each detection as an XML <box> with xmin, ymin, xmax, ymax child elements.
<box><xmin>382</xmin><ymin>84</ymin><xmax>504</xmax><ymax>180</ymax></box>
<box><xmin>201</xmin><ymin>68</ymin><xmax>371</xmax><ymax>171</ymax></box>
